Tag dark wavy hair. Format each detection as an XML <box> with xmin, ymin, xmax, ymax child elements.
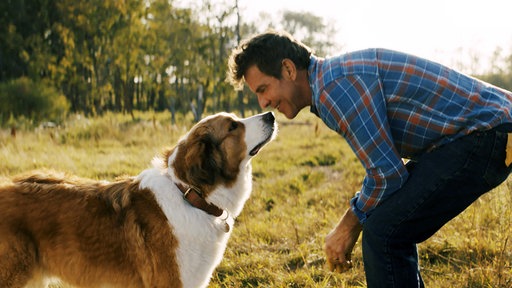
<box><xmin>227</xmin><ymin>30</ymin><xmax>312</xmax><ymax>90</ymax></box>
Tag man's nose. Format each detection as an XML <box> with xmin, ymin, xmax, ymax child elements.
<box><xmin>257</xmin><ymin>95</ymin><xmax>270</xmax><ymax>109</ymax></box>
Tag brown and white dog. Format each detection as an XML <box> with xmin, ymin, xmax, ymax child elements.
<box><xmin>0</xmin><ymin>112</ymin><xmax>277</xmax><ymax>288</ymax></box>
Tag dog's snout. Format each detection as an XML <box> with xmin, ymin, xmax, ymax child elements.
<box><xmin>262</xmin><ymin>112</ymin><xmax>275</xmax><ymax>124</ymax></box>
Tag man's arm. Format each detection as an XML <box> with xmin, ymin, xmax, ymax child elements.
<box><xmin>318</xmin><ymin>74</ymin><xmax>407</xmax><ymax>272</ymax></box>
<box><xmin>317</xmin><ymin>74</ymin><xmax>409</xmax><ymax>223</ymax></box>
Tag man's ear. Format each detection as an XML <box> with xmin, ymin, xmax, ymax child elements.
<box><xmin>281</xmin><ymin>58</ymin><xmax>297</xmax><ymax>80</ymax></box>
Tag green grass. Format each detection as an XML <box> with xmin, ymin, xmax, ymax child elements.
<box><xmin>1</xmin><ymin>111</ymin><xmax>511</xmax><ymax>287</ymax></box>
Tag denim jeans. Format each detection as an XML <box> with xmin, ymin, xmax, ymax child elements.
<box><xmin>362</xmin><ymin>128</ymin><xmax>511</xmax><ymax>287</ymax></box>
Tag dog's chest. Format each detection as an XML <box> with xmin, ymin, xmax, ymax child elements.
<box><xmin>138</xmin><ymin>170</ymin><xmax>232</xmax><ymax>288</ymax></box>
<box><xmin>173</xmin><ymin>216</ymin><xmax>231</xmax><ymax>288</ymax></box>
<box><xmin>159</xmin><ymin>193</ymin><xmax>232</xmax><ymax>288</ymax></box>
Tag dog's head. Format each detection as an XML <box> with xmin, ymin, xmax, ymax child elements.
<box><xmin>164</xmin><ymin>112</ymin><xmax>277</xmax><ymax>193</ymax></box>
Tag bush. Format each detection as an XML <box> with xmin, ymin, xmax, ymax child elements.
<box><xmin>0</xmin><ymin>77</ymin><xmax>70</xmax><ymax>126</ymax></box>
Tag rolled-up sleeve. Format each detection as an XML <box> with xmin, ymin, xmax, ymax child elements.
<box><xmin>317</xmin><ymin>74</ymin><xmax>409</xmax><ymax>223</ymax></box>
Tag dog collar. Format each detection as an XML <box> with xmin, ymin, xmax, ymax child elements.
<box><xmin>175</xmin><ymin>182</ymin><xmax>230</xmax><ymax>232</ymax></box>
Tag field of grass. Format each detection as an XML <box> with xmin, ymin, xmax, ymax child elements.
<box><xmin>1</xmin><ymin>111</ymin><xmax>511</xmax><ymax>287</ymax></box>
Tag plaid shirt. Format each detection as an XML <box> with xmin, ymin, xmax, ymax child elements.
<box><xmin>308</xmin><ymin>48</ymin><xmax>512</xmax><ymax>223</ymax></box>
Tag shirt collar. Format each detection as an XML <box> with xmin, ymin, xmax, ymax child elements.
<box><xmin>308</xmin><ymin>55</ymin><xmax>320</xmax><ymax>116</ymax></box>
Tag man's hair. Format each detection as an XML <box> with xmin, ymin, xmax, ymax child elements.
<box><xmin>227</xmin><ymin>30</ymin><xmax>312</xmax><ymax>90</ymax></box>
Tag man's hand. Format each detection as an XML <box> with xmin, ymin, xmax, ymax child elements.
<box><xmin>325</xmin><ymin>208</ymin><xmax>363</xmax><ymax>273</ymax></box>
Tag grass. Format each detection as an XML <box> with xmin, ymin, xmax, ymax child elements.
<box><xmin>1</xmin><ymin>111</ymin><xmax>511</xmax><ymax>287</ymax></box>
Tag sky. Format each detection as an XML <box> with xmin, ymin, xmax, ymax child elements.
<box><xmin>238</xmin><ymin>0</ymin><xmax>512</xmax><ymax>74</ymax></box>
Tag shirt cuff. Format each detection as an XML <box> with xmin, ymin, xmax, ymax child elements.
<box><xmin>350</xmin><ymin>192</ymin><xmax>368</xmax><ymax>224</ymax></box>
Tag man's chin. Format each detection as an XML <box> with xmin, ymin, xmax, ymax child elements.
<box><xmin>283</xmin><ymin>108</ymin><xmax>302</xmax><ymax>119</ymax></box>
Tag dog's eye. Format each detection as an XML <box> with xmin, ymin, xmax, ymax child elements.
<box><xmin>229</xmin><ymin>121</ymin><xmax>238</xmax><ymax>132</ymax></box>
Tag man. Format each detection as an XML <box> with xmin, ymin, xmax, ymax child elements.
<box><xmin>227</xmin><ymin>30</ymin><xmax>512</xmax><ymax>287</ymax></box>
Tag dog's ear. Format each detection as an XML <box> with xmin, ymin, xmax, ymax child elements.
<box><xmin>181</xmin><ymin>129</ymin><xmax>221</xmax><ymax>187</ymax></box>
<box><xmin>161</xmin><ymin>147</ymin><xmax>175</xmax><ymax>168</ymax></box>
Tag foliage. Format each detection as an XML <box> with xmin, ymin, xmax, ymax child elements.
<box><xmin>0</xmin><ymin>0</ymin><xmax>338</xmax><ymax>123</ymax></box>
<box><xmin>0</xmin><ymin>112</ymin><xmax>510</xmax><ymax>287</ymax></box>
<box><xmin>281</xmin><ymin>10</ymin><xmax>339</xmax><ymax>57</ymax></box>
<box><xmin>0</xmin><ymin>77</ymin><xmax>70</xmax><ymax>126</ymax></box>
<box><xmin>473</xmin><ymin>47</ymin><xmax>512</xmax><ymax>91</ymax></box>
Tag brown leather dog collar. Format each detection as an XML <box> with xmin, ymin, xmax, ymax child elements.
<box><xmin>175</xmin><ymin>182</ymin><xmax>224</xmax><ymax>217</ymax></box>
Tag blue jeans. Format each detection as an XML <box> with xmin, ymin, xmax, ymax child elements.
<box><xmin>362</xmin><ymin>128</ymin><xmax>511</xmax><ymax>287</ymax></box>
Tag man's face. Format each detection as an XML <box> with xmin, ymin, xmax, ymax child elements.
<box><xmin>244</xmin><ymin>64</ymin><xmax>303</xmax><ymax>119</ymax></box>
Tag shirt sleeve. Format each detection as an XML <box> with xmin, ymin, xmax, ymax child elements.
<box><xmin>317</xmin><ymin>74</ymin><xmax>409</xmax><ymax>223</ymax></box>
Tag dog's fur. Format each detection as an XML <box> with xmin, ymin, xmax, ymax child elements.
<box><xmin>0</xmin><ymin>112</ymin><xmax>277</xmax><ymax>288</ymax></box>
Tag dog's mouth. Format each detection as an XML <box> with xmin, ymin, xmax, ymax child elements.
<box><xmin>245</xmin><ymin>112</ymin><xmax>277</xmax><ymax>157</ymax></box>
<box><xmin>249</xmin><ymin>130</ymin><xmax>275</xmax><ymax>156</ymax></box>
<box><xmin>249</xmin><ymin>138</ymin><xmax>270</xmax><ymax>156</ymax></box>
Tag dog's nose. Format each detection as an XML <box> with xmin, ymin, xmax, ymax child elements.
<box><xmin>262</xmin><ymin>112</ymin><xmax>275</xmax><ymax>124</ymax></box>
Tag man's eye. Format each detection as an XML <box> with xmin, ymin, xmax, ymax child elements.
<box><xmin>229</xmin><ymin>121</ymin><xmax>239</xmax><ymax>132</ymax></box>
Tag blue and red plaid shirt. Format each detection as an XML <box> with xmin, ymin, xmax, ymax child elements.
<box><xmin>308</xmin><ymin>48</ymin><xmax>512</xmax><ymax>223</ymax></box>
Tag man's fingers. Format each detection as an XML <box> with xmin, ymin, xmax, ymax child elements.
<box><xmin>327</xmin><ymin>258</ymin><xmax>353</xmax><ymax>273</ymax></box>
<box><xmin>327</xmin><ymin>258</ymin><xmax>335</xmax><ymax>271</ymax></box>
<box><xmin>336</xmin><ymin>259</ymin><xmax>353</xmax><ymax>273</ymax></box>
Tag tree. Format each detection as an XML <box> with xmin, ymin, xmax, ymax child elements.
<box><xmin>0</xmin><ymin>0</ymin><xmax>63</xmax><ymax>81</ymax></box>
<box><xmin>0</xmin><ymin>77</ymin><xmax>70</xmax><ymax>125</ymax></box>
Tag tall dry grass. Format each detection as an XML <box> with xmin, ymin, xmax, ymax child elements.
<box><xmin>0</xmin><ymin>111</ymin><xmax>510</xmax><ymax>287</ymax></box>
